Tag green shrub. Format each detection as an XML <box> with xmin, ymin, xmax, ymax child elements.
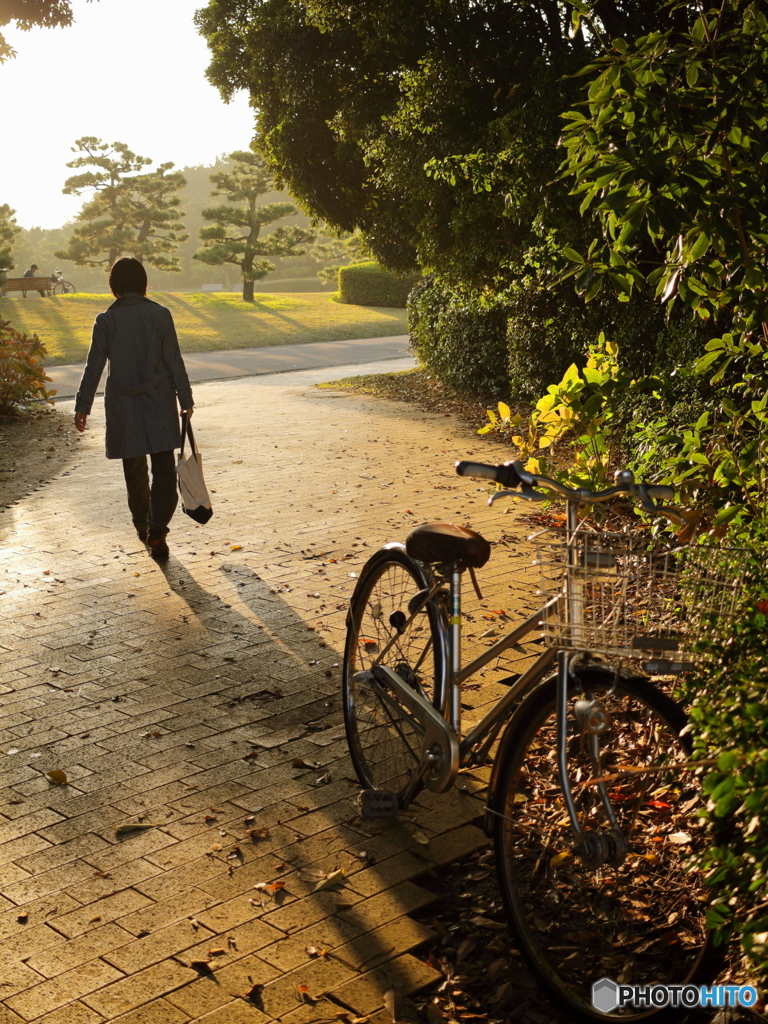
<box><xmin>676</xmin><ymin>520</ymin><xmax>768</xmax><ymax>977</ymax></box>
<box><xmin>338</xmin><ymin>261</ymin><xmax>419</xmax><ymax>307</ymax></box>
<box><xmin>407</xmin><ymin>276</ymin><xmax>510</xmax><ymax>398</ymax></box>
<box><xmin>0</xmin><ymin>319</ymin><xmax>57</xmax><ymax>415</ymax></box>
<box><xmin>506</xmin><ymin>279</ymin><xmax>709</xmax><ymax>402</ymax></box>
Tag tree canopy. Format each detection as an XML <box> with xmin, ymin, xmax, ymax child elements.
<box><xmin>561</xmin><ymin>0</ymin><xmax>768</xmax><ymax>335</ymax></box>
<box><xmin>194</xmin><ymin>149</ymin><xmax>314</xmax><ymax>301</ymax></box>
<box><xmin>195</xmin><ymin>0</ymin><xmax>676</xmax><ymax>286</ymax></box>
<box><xmin>0</xmin><ymin>0</ymin><xmax>97</xmax><ymax>62</ymax></box>
<box><xmin>55</xmin><ymin>137</ymin><xmax>187</xmax><ymax>272</ymax></box>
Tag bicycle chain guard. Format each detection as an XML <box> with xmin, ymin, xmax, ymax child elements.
<box><xmin>368</xmin><ymin>665</ymin><xmax>460</xmax><ymax>792</ymax></box>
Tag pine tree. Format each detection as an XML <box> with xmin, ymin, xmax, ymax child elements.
<box><xmin>0</xmin><ymin>205</ymin><xmax>20</xmax><ymax>285</ymax></box>
<box><xmin>55</xmin><ymin>138</ymin><xmax>187</xmax><ymax>272</ymax></box>
<box><xmin>193</xmin><ymin>149</ymin><xmax>313</xmax><ymax>301</ymax></box>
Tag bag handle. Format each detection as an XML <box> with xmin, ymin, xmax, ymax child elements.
<box><xmin>180</xmin><ymin>411</ymin><xmax>199</xmax><ymax>457</ymax></box>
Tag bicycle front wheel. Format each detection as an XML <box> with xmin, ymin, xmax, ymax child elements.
<box><xmin>493</xmin><ymin>667</ymin><xmax>719</xmax><ymax>1024</ymax></box>
<box><xmin>343</xmin><ymin>545</ymin><xmax>448</xmax><ymax>804</ymax></box>
<box><xmin>53</xmin><ymin>281</ymin><xmax>75</xmax><ymax>294</ymax></box>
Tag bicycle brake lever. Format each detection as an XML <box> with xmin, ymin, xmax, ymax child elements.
<box><xmin>488</xmin><ymin>486</ymin><xmax>547</xmax><ymax>505</ymax></box>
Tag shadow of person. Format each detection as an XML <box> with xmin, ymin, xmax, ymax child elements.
<box><xmin>153</xmin><ymin>554</ymin><xmax>339</xmax><ymax>723</ymax></box>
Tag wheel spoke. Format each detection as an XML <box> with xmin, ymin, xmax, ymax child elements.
<box><xmin>343</xmin><ymin>553</ymin><xmax>445</xmax><ymax>802</ymax></box>
<box><xmin>494</xmin><ymin>671</ymin><xmax>717</xmax><ymax>1022</ymax></box>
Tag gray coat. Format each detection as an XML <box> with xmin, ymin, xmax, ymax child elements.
<box><xmin>75</xmin><ymin>293</ymin><xmax>194</xmax><ymax>460</ymax></box>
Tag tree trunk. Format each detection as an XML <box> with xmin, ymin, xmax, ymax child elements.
<box><xmin>241</xmin><ymin>196</ymin><xmax>259</xmax><ymax>302</ymax></box>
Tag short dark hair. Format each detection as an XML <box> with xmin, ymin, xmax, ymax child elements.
<box><xmin>109</xmin><ymin>257</ymin><xmax>147</xmax><ymax>296</ymax></box>
<box><xmin>30</xmin><ymin>264</ymin><xmax>38</xmax><ymax>270</ymax></box>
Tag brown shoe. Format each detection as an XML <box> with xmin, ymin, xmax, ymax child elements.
<box><xmin>147</xmin><ymin>535</ymin><xmax>169</xmax><ymax>560</ymax></box>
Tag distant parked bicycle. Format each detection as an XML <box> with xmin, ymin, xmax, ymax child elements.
<box><xmin>343</xmin><ymin>459</ymin><xmax>741</xmax><ymax>1023</ymax></box>
<box><xmin>50</xmin><ymin>268</ymin><xmax>76</xmax><ymax>295</ymax></box>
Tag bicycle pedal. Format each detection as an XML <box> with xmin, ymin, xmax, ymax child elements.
<box><xmin>357</xmin><ymin>789</ymin><xmax>399</xmax><ymax>818</ymax></box>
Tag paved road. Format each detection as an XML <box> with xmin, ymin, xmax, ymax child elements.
<box><xmin>47</xmin><ymin>336</ymin><xmax>413</xmax><ymax>401</ymax></box>
<box><xmin>0</xmin><ymin>361</ymin><xmax>539</xmax><ymax>1024</ymax></box>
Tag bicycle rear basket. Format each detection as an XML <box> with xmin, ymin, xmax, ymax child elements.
<box><xmin>534</xmin><ymin>527</ymin><xmax>745</xmax><ymax>663</ymax></box>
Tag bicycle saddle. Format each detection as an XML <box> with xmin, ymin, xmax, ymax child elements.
<box><xmin>406</xmin><ymin>523</ymin><xmax>491</xmax><ymax>568</ymax></box>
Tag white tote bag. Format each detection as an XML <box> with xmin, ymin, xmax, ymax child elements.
<box><xmin>177</xmin><ymin>413</ymin><xmax>213</xmax><ymax>524</ymax></box>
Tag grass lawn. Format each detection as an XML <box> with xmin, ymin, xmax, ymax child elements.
<box><xmin>0</xmin><ymin>292</ymin><xmax>409</xmax><ymax>365</ymax></box>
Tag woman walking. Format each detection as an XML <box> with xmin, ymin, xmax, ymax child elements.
<box><xmin>73</xmin><ymin>258</ymin><xmax>194</xmax><ymax>560</ymax></box>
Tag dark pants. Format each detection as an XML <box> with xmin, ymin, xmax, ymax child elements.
<box><xmin>122</xmin><ymin>451</ymin><xmax>177</xmax><ymax>538</ymax></box>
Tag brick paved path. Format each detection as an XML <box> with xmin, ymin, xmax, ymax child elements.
<box><xmin>0</xmin><ymin>363</ymin><xmax>540</xmax><ymax>1024</ymax></box>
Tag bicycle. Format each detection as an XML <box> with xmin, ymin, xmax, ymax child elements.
<box><xmin>50</xmin><ymin>268</ymin><xmax>76</xmax><ymax>295</ymax></box>
<box><xmin>343</xmin><ymin>459</ymin><xmax>740</xmax><ymax>1023</ymax></box>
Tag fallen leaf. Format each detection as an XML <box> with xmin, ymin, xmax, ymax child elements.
<box><xmin>243</xmin><ymin>982</ymin><xmax>263</xmax><ymax>1003</ymax></box>
<box><xmin>268</xmin><ymin>881</ymin><xmax>285</xmax><ymax>892</ymax></box>
<box><xmin>247</xmin><ymin>827</ymin><xmax>270</xmax><ymax>840</ymax></box>
<box><xmin>427</xmin><ymin>1000</ymin><xmax>444</xmax><ymax>1024</ymax></box>
<box><xmin>668</xmin><ymin>832</ymin><xmax>692</xmax><ymax>844</ymax></box>
<box><xmin>45</xmin><ymin>770</ymin><xmax>68</xmax><ymax>784</ymax></box>
<box><xmin>549</xmin><ymin>851</ymin><xmax>571</xmax><ymax>868</ymax></box>
<box><xmin>190</xmin><ymin>960</ymin><xmax>215</xmax><ymax>976</ymax></box>
<box><xmin>209</xmin><ymin>947</ymin><xmax>227</xmax><ymax>956</ymax></box>
<box><xmin>204</xmin><ymin>815</ymin><xmax>217</xmax><ymax>823</ymax></box>
<box><xmin>412</xmin><ymin>830</ymin><xmax>431</xmax><ymax>845</ymax></box>
<box><xmin>292</xmin><ymin>753</ymin><xmax>319</xmax><ymax>770</ymax></box>
<box><xmin>115</xmin><ymin>823</ymin><xmax>161</xmax><ymax>834</ymax></box>
<box><xmin>89</xmin><ymin>916</ymin><xmax>102</xmax><ymax>924</ymax></box>
<box><xmin>231</xmin><ymin>544</ymin><xmax>243</xmax><ymax>551</ymax></box>
<box><xmin>16</xmin><ymin>914</ymin><xmax>28</xmax><ymax>924</ymax></box>
<box><xmin>491</xmin><ymin>982</ymin><xmax>514</xmax><ymax>1006</ymax></box>
<box><xmin>210</xmin><ymin>843</ymin><xmax>223</xmax><ymax>852</ymax></box>
<box><xmin>297</xmin><ymin>984</ymin><xmax>314</xmax><ymax>1004</ymax></box>
<box><xmin>189</xmin><ymin>918</ymin><xmax>200</xmax><ymax>930</ymax></box>
<box><xmin>313</xmin><ymin>868</ymin><xmax>346</xmax><ymax>892</ymax></box>
<box><xmin>457</xmin><ymin>937</ymin><xmax>477</xmax><ymax>962</ymax></box>
<box><xmin>470</xmin><ymin>915</ymin><xmax>506</xmax><ymax>930</ymax></box>
<box><xmin>383</xmin><ymin>988</ymin><xmax>400</xmax><ymax>1023</ymax></box>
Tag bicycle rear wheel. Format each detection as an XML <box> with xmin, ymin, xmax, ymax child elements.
<box><xmin>343</xmin><ymin>545</ymin><xmax>448</xmax><ymax>805</ymax></box>
<box><xmin>492</xmin><ymin>667</ymin><xmax>720</xmax><ymax>1024</ymax></box>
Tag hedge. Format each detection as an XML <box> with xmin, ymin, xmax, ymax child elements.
<box><xmin>338</xmin><ymin>261</ymin><xmax>420</xmax><ymax>308</ymax></box>
<box><xmin>507</xmin><ymin>279</ymin><xmax>710</xmax><ymax>402</ymax></box>
<box><xmin>408</xmin><ymin>276</ymin><xmax>510</xmax><ymax>398</ymax></box>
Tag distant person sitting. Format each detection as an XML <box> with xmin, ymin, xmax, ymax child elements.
<box><xmin>22</xmin><ymin>264</ymin><xmax>46</xmax><ymax>297</ymax></box>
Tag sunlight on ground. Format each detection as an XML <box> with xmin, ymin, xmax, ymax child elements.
<box><xmin>0</xmin><ymin>292</ymin><xmax>409</xmax><ymax>365</ymax></box>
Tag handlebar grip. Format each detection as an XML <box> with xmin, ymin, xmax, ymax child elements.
<box><xmin>455</xmin><ymin>460</ymin><xmax>521</xmax><ymax>488</ymax></box>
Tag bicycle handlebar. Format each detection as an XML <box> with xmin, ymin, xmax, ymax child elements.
<box><xmin>456</xmin><ymin>459</ymin><xmax>679</xmax><ymax>518</ymax></box>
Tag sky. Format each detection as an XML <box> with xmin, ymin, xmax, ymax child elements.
<box><xmin>2</xmin><ymin>0</ymin><xmax>254</xmax><ymax>229</ymax></box>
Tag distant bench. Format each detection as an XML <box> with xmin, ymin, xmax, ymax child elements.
<box><xmin>1</xmin><ymin>277</ymin><xmax>52</xmax><ymax>297</ymax></box>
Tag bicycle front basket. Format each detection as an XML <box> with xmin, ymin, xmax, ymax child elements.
<box><xmin>534</xmin><ymin>527</ymin><xmax>745</xmax><ymax>663</ymax></box>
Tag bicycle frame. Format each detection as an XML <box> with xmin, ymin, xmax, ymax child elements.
<box><xmin>403</xmin><ymin>497</ymin><xmax>593</xmax><ymax>839</ymax></box>
<box><xmin>361</xmin><ymin>492</ymin><xmax>622</xmax><ymax>846</ymax></box>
